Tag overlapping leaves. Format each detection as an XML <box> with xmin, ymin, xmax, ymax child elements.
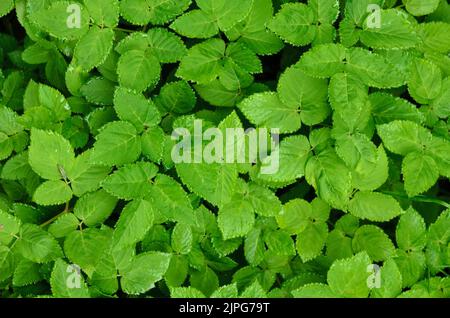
<box><xmin>0</xmin><ymin>0</ymin><xmax>449</xmax><ymax>299</ymax></box>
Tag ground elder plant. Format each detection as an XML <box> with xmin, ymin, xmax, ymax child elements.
<box><xmin>0</xmin><ymin>0</ymin><xmax>449</xmax><ymax>299</ymax></box>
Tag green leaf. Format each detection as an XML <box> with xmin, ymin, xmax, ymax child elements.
<box><xmin>335</xmin><ymin>133</ymin><xmax>377</xmax><ymax>170</ymax></box>
<box><xmin>226</xmin><ymin>42</ymin><xmax>262</xmax><ymax>74</ymax></box>
<box><xmin>0</xmin><ymin>210</ymin><xmax>21</xmax><ymax>245</ymax></box>
<box><xmin>305</xmin><ymin>149</ymin><xmax>352</xmax><ymax>210</ymax></box>
<box><xmin>282</xmin><ymin>198</ymin><xmax>330</xmax><ymax>261</ymax></box>
<box><xmin>277</xmin><ymin>199</ymin><xmax>311</xmax><ymax>235</ymax></box>
<box><xmin>30</xmin><ymin>1</ymin><xmax>90</xmax><ymax>40</ymax></box>
<box><xmin>170</xmin><ymin>10</ymin><xmax>218</xmax><ymax>39</ymax></box>
<box><xmin>277</xmin><ymin>66</ymin><xmax>330</xmax><ymax>126</ymax></box>
<box><xmin>377</xmin><ymin>120</ymin><xmax>432</xmax><ymax>156</ymax></box>
<box><xmin>0</xmin><ymin>105</ymin><xmax>23</xmax><ymax>135</ymax></box>
<box><xmin>112</xmin><ymin>199</ymin><xmax>154</xmax><ymax>249</ymax></box>
<box><xmin>431</xmin><ymin>77</ymin><xmax>450</xmax><ymax>119</ymax></box>
<box><xmin>297</xmin><ymin>43</ymin><xmax>346</xmax><ymax>78</ymax></box>
<box><xmin>33</xmin><ymin>180</ymin><xmax>73</xmax><ymax>206</ymax></box>
<box><xmin>0</xmin><ymin>0</ymin><xmax>14</xmax><ymax>18</ymax></box>
<box><xmin>370</xmin><ymin>93</ymin><xmax>424</xmax><ymax>124</ymax></box>
<box><xmin>0</xmin><ymin>133</ymin><xmax>13</xmax><ymax>160</ymax></box>
<box><xmin>120</xmin><ymin>252</ymin><xmax>171</xmax><ymax>295</ymax></box>
<box><xmin>352</xmin><ymin>225</ymin><xmax>396</xmax><ymax>261</ymax></box>
<box><xmin>64</xmin><ymin>228</ymin><xmax>111</xmax><ymax>276</ymax></box>
<box><xmin>115</xmin><ymin>32</ymin><xmax>148</xmax><ymax>54</ymax></box>
<box><xmin>164</xmin><ymin>255</ymin><xmax>189</xmax><ymax>287</ymax></box>
<box><xmin>97</xmin><ymin>51</ymin><xmax>119</xmax><ymax>82</ymax></box>
<box><xmin>399</xmin><ymin>277</ymin><xmax>450</xmax><ymax>298</ymax></box>
<box><xmin>117</xmin><ymin>50</ymin><xmax>161</xmax><ymax>92</ymax></box>
<box><xmin>309</xmin><ymin>0</ymin><xmax>339</xmax><ymax>24</ymax></box>
<box><xmin>326</xmin><ymin>229</ymin><xmax>354</xmax><ymax>261</ymax></box>
<box><xmin>371</xmin><ymin>259</ymin><xmax>403</xmax><ymax>298</ymax></box>
<box><xmin>176</xmin><ymin>162</ymin><xmax>237</xmax><ymax>208</ymax></box>
<box><xmin>13</xmin><ymin>259</ymin><xmax>43</xmax><ymax>287</ymax></box>
<box><xmin>48</xmin><ymin>213</ymin><xmax>80</xmax><ymax>238</ymax></box>
<box><xmin>265</xmin><ymin>230</ymin><xmax>296</xmax><ymax>256</ymax></box>
<box><xmin>73</xmin><ymin>27</ymin><xmax>115</xmax><ymax>72</ymax></box>
<box><xmin>22</xmin><ymin>43</ymin><xmax>50</xmax><ymax>65</ymax></box>
<box><xmin>329</xmin><ymin>73</ymin><xmax>370</xmax><ymax>133</ymax></box>
<box><xmin>67</xmin><ymin>150</ymin><xmax>112</xmax><ymax>196</ymax></box>
<box><xmin>84</xmin><ymin>0</ymin><xmax>120</xmax><ymax>28</ymax></box>
<box><xmin>74</xmin><ymin>189</ymin><xmax>118</xmax><ymax>227</ymax></box>
<box><xmin>146</xmin><ymin>174</ymin><xmax>194</xmax><ymax>224</ymax></box>
<box><xmin>147</xmin><ymin>28</ymin><xmax>187</xmax><ymax>63</ymax></box>
<box><xmin>28</xmin><ymin>128</ymin><xmax>75</xmax><ymax>180</ymax></box>
<box><xmin>348</xmin><ymin>191</ymin><xmax>402</xmax><ymax>222</ymax></box>
<box><xmin>210</xmin><ymin>283</ymin><xmax>238</xmax><ymax>298</ymax></box>
<box><xmin>119</xmin><ymin>0</ymin><xmax>191</xmax><ymax>25</ymax></box>
<box><xmin>425</xmin><ymin>136</ymin><xmax>450</xmax><ymax>179</ymax></box>
<box><xmin>15</xmin><ymin>224</ymin><xmax>63</xmax><ymax>263</ymax></box>
<box><xmin>197</xmin><ymin>0</ymin><xmax>253</xmax><ymax>31</ymax></box>
<box><xmin>403</xmin><ymin>0</ymin><xmax>440</xmax><ymax>16</ymax></box>
<box><xmin>417</xmin><ymin>22</ymin><xmax>450</xmax><ymax>54</ymax></box>
<box><xmin>247</xmin><ymin>183</ymin><xmax>282</xmax><ymax>217</ymax></box>
<box><xmin>327</xmin><ymin>252</ymin><xmax>371</xmax><ymax>298</ymax></box>
<box><xmin>50</xmin><ymin>259</ymin><xmax>90</xmax><ymax>297</ymax></box>
<box><xmin>0</xmin><ymin>246</ymin><xmax>15</xmax><ymax>282</ymax></box>
<box><xmin>90</xmin><ymin>254</ymin><xmax>119</xmax><ymax>294</ymax></box>
<box><xmin>268</xmin><ymin>3</ymin><xmax>316</xmax><ymax>46</ymax></box>
<box><xmin>80</xmin><ymin>76</ymin><xmax>115</xmax><ymax>106</ymax></box>
<box><xmin>113</xmin><ymin>87</ymin><xmax>161</xmax><ymax>133</ymax></box>
<box><xmin>408</xmin><ymin>58</ymin><xmax>442</xmax><ymax>104</ymax></box>
<box><xmin>102</xmin><ymin>162</ymin><xmax>158</xmax><ymax>200</ymax></box>
<box><xmin>426</xmin><ymin>209</ymin><xmax>450</xmax><ymax>275</ymax></box>
<box><xmin>402</xmin><ymin>152</ymin><xmax>439</xmax><ymax>197</ymax></box>
<box><xmin>238</xmin><ymin>92</ymin><xmax>301</xmax><ymax>134</ymax></box>
<box><xmin>396</xmin><ymin>208</ymin><xmax>427</xmax><ymax>252</ymax></box>
<box><xmin>240</xmin><ymin>279</ymin><xmax>267</xmax><ymax>298</ymax></box>
<box><xmin>360</xmin><ymin>9</ymin><xmax>417</xmax><ymax>49</ymax></box>
<box><xmin>190</xmin><ymin>266</ymin><xmax>219</xmax><ymax>297</ymax></box>
<box><xmin>141</xmin><ymin>126</ymin><xmax>165</xmax><ymax>163</ymax></box>
<box><xmin>292</xmin><ymin>283</ymin><xmax>338</xmax><ymax>298</ymax></box>
<box><xmin>38</xmin><ymin>83</ymin><xmax>71</xmax><ymax>121</ymax></box>
<box><xmin>296</xmin><ymin>222</ymin><xmax>328</xmax><ymax>262</ymax></box>
<box><xmin>155</xmin><ymin>81</ymin><xmax>196</xmax><ymax>114</ymax></box>
<box><xmin>345</xmin><ymin>0</ymin><xmax>384</xmax><ymax>26</ymax></box>
<box><xmin>395</xmin><ymin>249</ymin><xmax>426</xmax><ymax>287</ymax></box>
<box><xmin>345</xmin><ymin>48</ymin><xmax>406</xmax><ymax>88</ymax></box>
<box><xmin>176</xmin><ymin>39</ymin><xmax>225</xmax><ymax>84</ymax></box>
<box><xmin>171</xmin><ymin>223</ymin><xmax>193</xmax><ymax>255</ymax></box>
<box><xmin>0</xmin><ymin>151</ymin><xmax>33</xmax><ymax>180</ymax></box>
<box><xmin>90</xmin><ymin>121</ymin><xmax>141</xmax><ymax>166</ymax></box>
<box><xmin>217</xmin><ymin>198</ymin><xmax>255</xmax><ymax>240</ymax></box>
<box><xmin>254</xmin><ymin>135</ymin><xmax>311</xmax><ymax>183</ymax></box>
<box><xmin>244</xmin><ymin>228</ymin><xmax>265</xmax><ymax>266</ymax></box>
<box><xmin>347</xmin><ymin>145</ymin><xmax>388</xmax><ymax>191</ymax></box>
<box><xmin>171</xmin><ymin>286</ymin><xmax>205</xmax><ymax>298</ymax></box>
<box><xmin>228</xmin><ymin>0</ymin><xmax>284</xmax><ymax>55</ymax></box>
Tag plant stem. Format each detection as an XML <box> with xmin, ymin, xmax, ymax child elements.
<box><xmin>40</xmin><ymin>201</ymin><xmax>71</xmax><ymax>227</ymax></box>
<box><xmin>114</xmin><ymin>27</ymin><xmax>134</xmax><ymax>33</ymax></box>
<box><xmin>381</xmin><ymin>191</ymin><xmax>450</xmax><ymax>209</ymax></box>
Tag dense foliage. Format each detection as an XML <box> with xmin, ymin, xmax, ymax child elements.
<box><xmin>0</xmin><ymin>0</ymin><xmax>450</xmax><ymax>298</ymax></box>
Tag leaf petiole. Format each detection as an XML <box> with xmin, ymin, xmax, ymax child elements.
<box><xmin>39</xmin><ymin>201</ymin><xmax>71</xmax><ymax>227</ymax></box>
<box><xmin>381</xmin><ymin>191</ymin><xmax>450</xmax><ymax>209</ymax></box>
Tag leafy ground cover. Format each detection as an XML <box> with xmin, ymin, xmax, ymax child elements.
<box><xmin>0</xmin><ymin>0</ymin><xmax>450</xmax><ymax>298</ymax></box>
